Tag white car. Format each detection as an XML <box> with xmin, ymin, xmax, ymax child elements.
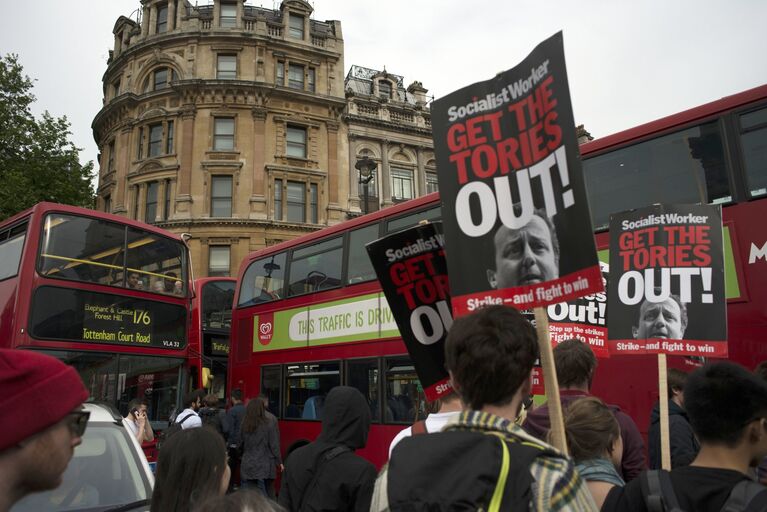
<box><xmin>12</xmin><ymin>402</ymin><xmax>154</xmax><ymax>512</ymax></box>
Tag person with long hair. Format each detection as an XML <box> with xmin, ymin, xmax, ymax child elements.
<box><xmin>194</xmin><ymin>489</ymin><xmax>284</xmax><ymax>512</ymax></box>
<box><xmin>240</xmin><ymin>397</ymin><xmax>282</xmax><ymax>496</ymax></box>
<box><xmin>151</xmin><ymin>427</ymin><xmax>230</xmax><ymax>512</ymax></box>
<box><xmin>559</xmin><ymin>396</ymin><xmax>624</xmax><ymax>508</ymax></box>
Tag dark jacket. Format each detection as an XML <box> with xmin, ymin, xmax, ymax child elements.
<box><xmin>522</xmin><ymin>389</ymin><xmax>647</xmax><ymax>481</ymax></box>
<box><xmin>225</xmin><ymin>402</ymin><xmax>245</xmax><ymax>447</ymax></box>
<box><xmin>278</xmin><ymin>386</ymin><xmax>377</xmax><ymax>512</ymax></box>
<box><xmin>199</xmin><ymin>406</ymin><xmax>227</xmax><ymax>437</ymax></box>
<box><xmin>241</xmin><ymin>415</ymin><xmax>282</xmax><ymax>480</ymax></box>
<box><xmin>648</xmin><ymin>399</ymin><xmax>700</xmax><ymax>469</ymax></box>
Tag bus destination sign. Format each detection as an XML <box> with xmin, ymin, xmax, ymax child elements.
<box><xmin>30</xmin><ymin>286</ymin><xmax>187</xmax><ymax>350</ymax></box>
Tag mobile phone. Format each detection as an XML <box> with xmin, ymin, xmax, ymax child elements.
<box><xmin>131</xmin><ymin>408</ymin><xmax>140</xmax><ymax>417</ymax></box>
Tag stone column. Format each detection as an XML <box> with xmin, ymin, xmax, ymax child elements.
<box><xmin>416</xmin><ymin>146</ymin><xmax>426</xmax><ymax>197</ymax></box>
<box><xmin>142</xmin><ymin>6</ymin><xmax>150</xmax><ymax>37</ymax></box>
<box><xmin>176</xmin><ymin>104</ymin><xmax>196</xmax><ymax>219</ymax></box>
<box><xmin>113</xmin><ymin>123</ymin><xmax>133</xmax><ymax>214</ymax></box>
<box><xmin>158</xmin><ymin>179</ymin><xmax>167</xmax><ymax>220</ymax></box>
<box><xmin>348</xmin><ymin>135</ymin><xmax>360</xmax><ymax>210</ymax></box>
<box><xmin>249</xmin><ymin>106</ymin><xmax>267</xmax><ymax>219</ymax></box>
<box><xmin>148</xmin><ymin>5</ymin><xmax>156</xmax><ymax>36</ymax></box>
<box><xmin>176</xmin><ymin>0</ymin><xmax>185</xmax><ymax>28</ymax></box>
<box><xmin>168</xmin><ymin>0</ymin><xmax>176</xmax><ymax>31</ymax></box>
<box><xmin>138</xmin><ymin>183</ymin><xmax>147</xmax><ymax>222</ymax></box>
<box><xmin>326</xmin><ymin>120</ymin><xmax>343</xmax><ymax>223</ymax></box>
<box><xmin>327</xmin><ymin>121</ymin><xmax>339</xmax><ymax>205</ymax></box>
<box><xmin>380</xmin><ymin>140</ymin><xmax>391</xmax><ymax>206</ymax></box>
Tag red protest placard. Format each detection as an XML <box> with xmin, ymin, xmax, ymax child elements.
<box><xmin>366</xmin><ymin>222</ymin><xmax>454</xmax><ymax>401</ymax></box>
<box><xmin>607</xmin><ymin>204</ymin><xmax>727</xmax><ymax>357</ymax></box>
<box><xmin>547</xmin><ymin>262</ymin><xmax>610</xmax><ymax>358</ymax></box>
<box><xmin>431</xmin><ymin>32</ymin><xmax>603</xmax><ymax>317</ymax></box>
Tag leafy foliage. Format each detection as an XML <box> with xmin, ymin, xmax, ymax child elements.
<box><xmin>0</xmin><ymin>54</ymin><xmax>95</xmax><ymax>221</ymax></box>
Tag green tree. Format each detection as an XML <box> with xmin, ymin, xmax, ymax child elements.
<box><xmin>0</xmin><ymin>54</ymin><xmax>95</xmax><ymax>221</ymax></box>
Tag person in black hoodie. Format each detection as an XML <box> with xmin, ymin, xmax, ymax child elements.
<box><xmin>648</xmin><ymin>368</ymin><xmax>700</xmax><ymax>469</ymax></box>
<box><xmin>278</xmin><ymin>386</ymin><xmax>376</xmax><ymax>512</ymax></box>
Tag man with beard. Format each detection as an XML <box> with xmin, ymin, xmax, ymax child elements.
<box><xmin>0</xmin><ymin>350</ymin><xmax>89</xmax><ymax>512</ymax></box>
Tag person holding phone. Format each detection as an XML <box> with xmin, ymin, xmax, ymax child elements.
<box><xmin>126</xmin><ymin>398</ymin><xmax>154</xmax><ymax>443</ymax></box>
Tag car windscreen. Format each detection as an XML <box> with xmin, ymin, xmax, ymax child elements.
<box><xmin>12</xmin><ymin>422</ymin><xmax>152</xmax><ymax>512</ymax></box>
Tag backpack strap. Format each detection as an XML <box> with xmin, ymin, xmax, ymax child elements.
<box><xmin>298</xmin><ymin>445</ymin><xmax>350</xmax><ymax>511</ymax></box>
<box><xmin>641</xmin><ymin>470</ymin><xmax>685</xmax><ymax>512</ymax></box>
<box><xmin>488</xmin><ymin>435</ymin><xmax>511</xmax><ymax>512</ymax></box>
<box><xmin>721</xmin><ymin>479</ymin><xmax>767</xmax><ymax>512</ymax></box>
<box><xmin>176</xmin><ymin>412</ymin><xmax>194</xmax><ymax>425</ymax></box>
<box><xmin>411</xmin><ymin>420</ymin><xmax>428</xmax><ymax>436</ymax></box>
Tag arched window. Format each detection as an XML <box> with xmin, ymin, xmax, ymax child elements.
<box><xmin>143</xmin><ymin>67</ymin><xmax>178</xmax><ymax>92</ymax></box>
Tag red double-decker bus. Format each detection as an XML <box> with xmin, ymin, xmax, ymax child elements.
<box><xmin>0</xmin><ymin>202</ymin><xmax>198</xmax><ymax>442</ymax></box>
<box><xmin>229</xmin><ymin>84</ymin><xmax>767</xmax><ymax>468</ymax></box>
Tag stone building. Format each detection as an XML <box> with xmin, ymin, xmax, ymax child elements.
<box><xmin>93</xmin><ymin>0</ymin><xmax>350</xmax><ymax>277</ymax></box>
<box><xmin>343</xmin><ymin>65</ymin><xmax>435</xmax><ymax>214</ymax></box>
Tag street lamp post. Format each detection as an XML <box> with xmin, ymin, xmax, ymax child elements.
<box><xmin>355</xmin><ymin>156</ymin><xmax>377</xmax><ymax>215</ymax></box>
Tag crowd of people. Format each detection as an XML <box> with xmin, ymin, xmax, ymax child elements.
<box><xmin>4</xmin><ymin>304</ymin><xmax>767</xmax><ymax>511</ymax></box>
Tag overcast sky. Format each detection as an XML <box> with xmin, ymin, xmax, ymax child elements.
<box><xmin>2</xmin><ymin>1</ymin><xmax>766</xmax><ymax>170</ymax></box>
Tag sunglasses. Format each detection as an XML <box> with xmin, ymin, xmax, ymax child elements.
<box><xmin>68</xmin><ymin>410</ymin><xmax>90</xmax><ymax>437</ymax></box>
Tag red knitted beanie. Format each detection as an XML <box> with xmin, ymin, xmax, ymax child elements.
<box><xmin>0</xmin><ymin>349</ymin><xmax>89</xmax><ymax>451</ymax></box>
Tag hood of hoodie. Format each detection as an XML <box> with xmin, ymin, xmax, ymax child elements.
<box><xmin>650</xmin><ymin>399</ymin><xmax>688</xmax><ymax>425</ymax></box>
<box><xmin>317</xmin><ymin>386</ymin><xmax>371</xmax><ymax>450</ymax></box>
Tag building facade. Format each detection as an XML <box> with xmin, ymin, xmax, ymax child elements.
<box><xmin>93</xmin><ymin>0</ymin><xmax>352</xmax><ymax>277</ymax></box>
<box><xmin>344</xmin><ymin>66</ymin><xmax>435</xmax><ymax>214</ymax></box>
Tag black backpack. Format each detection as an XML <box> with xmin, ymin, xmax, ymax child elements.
<box><xmin>387</xmin><ymin>429</ymin><xmax>557</xmax><ymax>511</ymax></box>
<box><xmin>641</xmin><ymin>469</ymin><xmax>767</xmax><ymax>512</ymax></box>
<box><xmin>199</xmin><ymin>408</ymin><xmax>225</xmax><ymax>435</ymax></box>
<box><xmin>157</xmin><ymin>413</ymin><xmax>194</xmax><ymax>449</ymax></box>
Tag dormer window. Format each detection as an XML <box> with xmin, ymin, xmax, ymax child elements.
<box><xmin>156</xmin><ymin>3</ymin><xmax>168</xmax><ymax>33</ymax></box>
<box><xmin>289</xmin><ymin>14</ymin><xmax>304</xmax><ymax>39</ymax></box>
<box><xmin>379</xmin><ymin>81</ymin><xmax>392</xmax><ymax>100</ymax></box>
<box><xmin>220</xmin><ymin>3</ymin><xmax>237</xmax><ymax>28</ymax></box>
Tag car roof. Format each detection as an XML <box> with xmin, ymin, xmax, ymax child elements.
<box><xmin>83</xmin><ymin>402</ymin><xmax>123</xmax><ymax>423</ymax></box>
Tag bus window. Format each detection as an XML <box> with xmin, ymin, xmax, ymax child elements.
<box><xmin>202</xmin><ymin>280</ymin><xmax>235</xmax><ymax>330</ymax></box>
<box><xmin>44</xmin><ymin>350</ymin><xmax>185</xmax><ymax>428</ymax></box>
<box><xmin>284</xmin><ymin>361</ymin><xmax>340</xmax><ymax>420</ymax></box>
<box><xmin>0</xmin><ymin>222</ymin><xmax>27</xmax><ymax>281</ymax></box>
<box><xmin>116</xmin><ymin>354</ymin><xmax>185</xmax><ymax>427</ymax></box>
<box><xmin>739</xmin><ymin>106</ymin><xmax>767</xmax><ymax>198</ymax></box>
<box><xmin>386</xmin><ymin>206</ymin><xmax>441</xmax><ymax>233</ymax></box>
<box><xmin>583</xmin><ymin>121</ymin><xmax>731</xmax><ymax>230</ymax></box>
<box><xmin>287</xmin><ymin>237</ymin><xmax>343</xmax><ymax>297</ymax></box>
<box><xmin>384</xmin><ymin>357</ymin><xmax>425</xmax><ymax>424</ymax></box>
<box><xmin>346</xmin><ymin>359</ymin><xmax>380</xmax><ymax>422</ymax></box>
<box><xmin>347</xmin><ymin>224</ymin><xmax>380</xmax><ymax>284</ymax></box>
<box><xmin>238</xmin><ymin>252</ymin><xmax>287</xmax><ymax>306</ymax></box>
<box><xmin>126</xmin><ymin>228</ymin><xmax>186</xmax><ymax>295</ymax></box>
<box><xmin>261</xmin><ymin>365</ymin><xmax>281</xmax><ymax>418</ymax></box>
<box><xmin>38</xmin><ymin>214</ymin><xmax>126</xmax><ymax>286</ymax></box>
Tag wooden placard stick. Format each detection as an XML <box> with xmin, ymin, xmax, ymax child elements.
<box><xmin>658</xmin><ymin>353</ymin><xmax>671</xmax><ymax>470</ymax></box>
<box><xmin>534</xmin><ymin>307</ymin><xmax>568</xmax><ymax>455</ymax></box>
